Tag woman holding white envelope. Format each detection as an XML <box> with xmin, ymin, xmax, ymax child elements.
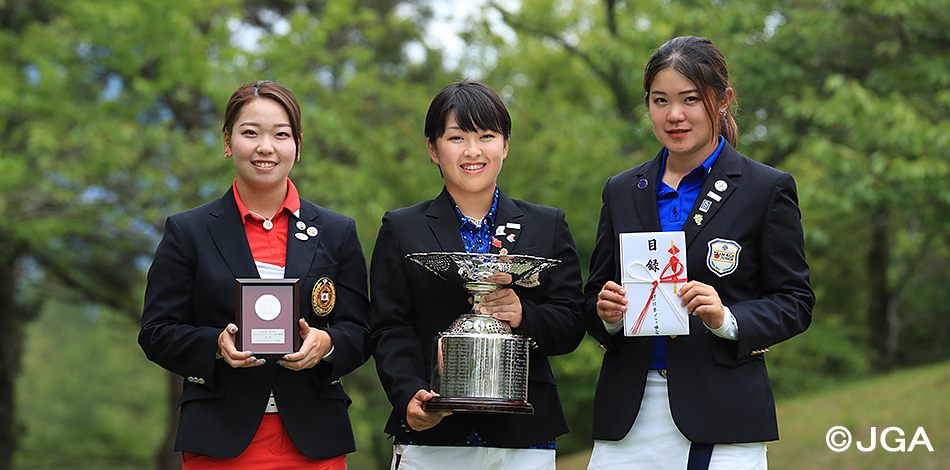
<box><xmin>584</xmin><ymin>36</ymin><xmax>815</xmax><ymax>470</ymax></box>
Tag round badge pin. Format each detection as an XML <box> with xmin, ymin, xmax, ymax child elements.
<box><xmin>296</xmin><ymin>221</ymin><xmax>306</xmax><ymax>231</ymax></box>
<box><xmin>307</xmin><ymin>227</ymin><xmax>318</xmax><ymax>237</ymax></box>
<box><xmin>715</xmin><ymin>180</ymin><xmax>728</xmax><ymax>192</ymax></box>
<box><xmin>295</xmin><ymin>232</ymin><xmax>309</xmax><ymax>241</ymax></box>
<box><xmin>312</xmin><ymin>277</ymin><xmax>336</xmax><ymax>316</ymax></box>
<box><xmin>638</xmin><ymin>179</ymin><xmax>649</xmax><ymax>189</ymax></box>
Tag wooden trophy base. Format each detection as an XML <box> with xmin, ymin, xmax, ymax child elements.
<box><xmin>423</xmin><ymin>397</ymin><xmax>534</xmax><ymax>415</ymax></box>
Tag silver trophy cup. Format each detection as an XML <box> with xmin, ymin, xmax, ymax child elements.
<box><xmin>406</xmin><ymin>252</ymin><xmax>560</xmax><ymax>414</ymax></box>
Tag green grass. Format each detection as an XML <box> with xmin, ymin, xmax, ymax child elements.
<box><xmin>557</xmin><ymin>361</ymin><xmax>950</xmax><ymax>469</ymax></box>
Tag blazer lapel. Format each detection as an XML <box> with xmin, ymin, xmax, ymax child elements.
<box><xmin>207</xmin><ymin>189</ymin><xmax>259</xmax><ymax>279</ymax></box>
<box><xmin>426</xmin><ymin>188</ymin><xmax>466</xmax><ymax>252</ymax></box>
<box><xmin>285</xmin><ymin>202</ymin><xmax>319</xmax><ymax>281</ymax></box>
<box><xmin>490</xmin><ymin>192</ymin><xmax>524</xmax><ymax>255</ymax></box>
<box><xmin>683</xmin><ymin>143</ymin><xmax>742</xmax><ymax>248</ymax></box>
<box><xmin>634</xmin><ymin>151</ymin><xmax>664</xmax><ymax>232</ymax></box>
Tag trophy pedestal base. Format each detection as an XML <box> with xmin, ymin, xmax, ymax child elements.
<box><xmin>423</xmin><ymin>397</ymin><xmax>534</xmax><ymax>415</ymax></box>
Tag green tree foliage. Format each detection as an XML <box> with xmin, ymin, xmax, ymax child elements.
<box><xmin>734</xmin><ymin>0</ymin><xmax>950</xmax><ymax>374</ymax></box>
<box><xmin>3</xmin><ymin>0</ymin><xmax>451</xmax><ymax>468</ymax></box>
<box><xmin>671</xmin><ymin>0</ymin><xmax>950</xmax><ymax>379</ymax></box>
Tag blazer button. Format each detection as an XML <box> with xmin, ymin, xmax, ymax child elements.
<box><xmin>197</xmin><ymin>378</ymin><xmax>206</xmax><ymax>384</ymax></box>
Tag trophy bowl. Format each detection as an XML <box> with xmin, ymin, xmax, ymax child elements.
<box><xmin>406</xmin><ymin>252</ymin><xmax>561</xmax><ymax>414</ymax></box>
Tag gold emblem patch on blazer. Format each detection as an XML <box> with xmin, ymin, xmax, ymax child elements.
<box><xmin>312</xmin><ymin>277</ymin><xmax>336</xmax><ymax>316</ymax></box>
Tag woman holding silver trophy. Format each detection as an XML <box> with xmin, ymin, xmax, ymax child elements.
<box><xmin>370</xmin><ymin>80</ymin><xmax>586</xmax><ymax>469</ymax></box>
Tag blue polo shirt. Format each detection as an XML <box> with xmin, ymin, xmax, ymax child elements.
<box><xmin>448</xmin><ymin>186</ymin><xmax>499</xmax><ymax>254</ymax></box>
<box><xmin>649</xmin><ymin>137</ymin><xmax>725</xmax><ymax>370</ymax></box>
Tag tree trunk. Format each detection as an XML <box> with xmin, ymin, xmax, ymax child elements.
<box><xmin>0</xmin><ymin>236</ymin><xmax>32</xmax><ymax>470</ymax></box>
<box><xmin>0</xmin><ymin>263</ymin><xmax>18</xmax><ymax>470</ymax></box>
<box><xmin>867</xmin><ymin>205</ymin><xmax>893</xmax><ymax>372</ymax></box>
<box><xmin>156</xmin><ymin>371</ymin><xmax>183</xmax><ymax>470</ymax></box>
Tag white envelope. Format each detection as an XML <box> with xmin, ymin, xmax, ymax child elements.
<box><xmin>619</xmin><ymin>231</ymin><xmax>690</xmax><ymax>336</ymax></box>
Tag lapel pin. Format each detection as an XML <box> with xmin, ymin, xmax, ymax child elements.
<box><xmin>715</xmin><ymin>180</ymin><xmax>728</xmax><ymax>192</ymax></box>
<box><xmin>699</xmin><ymin>200</ymin><xmax>712</xmax><ymax>213</ymax></box>
<box><xmin>499</xmin><ymin>248</ymin><xmax>509</xmax><ymax>256</ymax></box>
<box><xmin>507</xmin><ymin>233</ymin><xmax>516</xmax><ymax>243</ymax></box>
<box><xmin>296</xmin><ymin>221</ymin><xmax>306</xmax><ymax>230</ymax></box>
<box><xmin>495</xmin><ymin>225</ymin><xmax>506</xmax><ymax>236</ymax></box>
<box><xmin>506</xmin><ymin>222</ymin><xmax>521</xmax><ymax>230</ymax></box>
<box><xmin>694</xmin><ymin>214</ymin><xmax>703</xmax><ymax>226</ymax></box>
<box><xmin>707</xmin><ymin>191</ymin><xmax>722</xmax><ymax>202</ymax></box>
<box><xmin>307</xmin><ymin>227</ymin><xmax>318</xmax><ymax>237</ymax></box>
<box><xmin>295</xmin><ymin>232</ymin><xmax>309</xmax><ymax>241</ymax></box>
<box><xmin>638</xmin><ymin>179</ymin><xmax>649</xmax><ymax>189</ymax></box>
<box><xmin>491</xmin><ymin>238</ymin><xmax>503</xmax><ymax>248</ymax></box>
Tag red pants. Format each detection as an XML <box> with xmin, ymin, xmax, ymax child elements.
<box><xmin>183</xmin><ymin>414</ymin><xmax>347</xmax><ymax>470</ymax></box>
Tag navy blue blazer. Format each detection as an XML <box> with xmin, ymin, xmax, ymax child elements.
<box><xmin>584</xmin><ymin>143</ymin><xmax>814</xmax><ymax>443</ymax></box>
<box><xmin>139</xmin><ymin>187</ymin><xmax>370</xmax><ymax>460</ymax></box>
<box><xmin>370</xmin><ymin>188</ymin><xmax>585</xmax><ymax>447</ymax></box>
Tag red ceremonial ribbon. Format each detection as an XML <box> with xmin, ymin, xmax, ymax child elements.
<box><xmin>630</xmin><ymin>250</ymin><xmax>688</xmax><ymax>335</ymax></box>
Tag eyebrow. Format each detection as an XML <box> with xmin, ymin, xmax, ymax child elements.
<box><xmin>237</xmin><ymin>121</ymin><xmax>292</xmax><ymax>128</ymax></box>
<box><xmin>650</xmin><ymin>89</ymin><xmax>700</xmax><ymax>96</ymax></box>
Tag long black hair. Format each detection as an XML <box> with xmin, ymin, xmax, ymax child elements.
<box><xmin>643</xmin><ymin>36</ymin><xmax>738</xmax><ymax>148</ymax></box>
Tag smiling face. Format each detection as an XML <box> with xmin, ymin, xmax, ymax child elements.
<box><xmin>649</xmin><ymin>67</ymin><xmax>728</xmax><ymax>165</ymax></box>
<box><xmin>224</xmin><ymin>98</ymin><xmax>297</xmax><ymax>197</ymax></box>
<box><xmin>428</xmin><ymin>111</ymin><xmax>508</xmax><ymax>206</ymax></box>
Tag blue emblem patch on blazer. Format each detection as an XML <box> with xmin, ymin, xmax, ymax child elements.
<box><xmin>707</xmin><ymin>238</ymin><xmax>741</xmax><ymax>277</ymax></box>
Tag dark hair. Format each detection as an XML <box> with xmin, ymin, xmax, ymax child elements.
<box><xmin>424</xmin><ymin>80</ymin><xmax>511</xmax><ymax>143</ymax></box>
<box><xmin>643</xmin><ymin>36</ymin><xmax>738</xmax><ymax>148</ymax></box>
<box><xmin>223</xmin><ymin>80</ymin><xmax>302</xmax><ymax>156</ymax></box>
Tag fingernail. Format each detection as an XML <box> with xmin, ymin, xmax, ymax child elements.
<box><xmin>282</xmin><ymin>356</ymin><xmax>288</xmax><ymax>360</ymax></box>
<box><xmin>258</xmin><ymin>359</ymin><xmax>266</xmax><ymax>365</ymax></box>
<box><xmin>230</xmin><ymin>327</ymin><xmax>237</xmax><ymax>333</ymax></box>
<box><xmin>251</xmin><ymin>357</ymin><xmax>258</xmax><ymax>362</ymax></box>
<box><xmin>276</xmin><ymin>360</ymin><xmax>282</xmax><ymax>365</ymax></box>
<box><xmin>248</xmin><ymin>352</ymin><xmax>255</xmax><ymax>356</ymax></box>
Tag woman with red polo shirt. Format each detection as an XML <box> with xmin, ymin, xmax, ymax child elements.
<box><xmin>139</xmin><ymin>80</ymin><xmax>370</xmax><ymax>469</ymax></box>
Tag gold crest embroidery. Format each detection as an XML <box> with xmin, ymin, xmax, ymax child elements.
<box><xmin>312</xmin><ymin>277</ymin><xmax>336</xmax><ymax>316</ymax></box>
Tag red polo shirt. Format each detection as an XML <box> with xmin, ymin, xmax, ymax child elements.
<box><xmin>232</xmin><ymin>178</ymin><xmax>301</xmax><ymax>268</ymax></box>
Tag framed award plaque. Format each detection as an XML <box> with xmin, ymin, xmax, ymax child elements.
<box><xmin>235</xmin><ymin>278</ymin><xmax>301</xmax><ymax>356</ymax></box>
